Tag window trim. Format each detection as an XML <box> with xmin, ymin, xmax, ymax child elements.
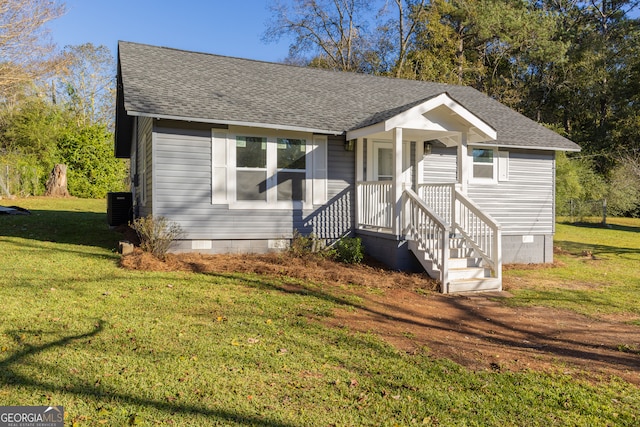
<box><xmin>468</xmin><ymin>146</ymin><xmax>509</xmax><ymax>183</ymax></box>
<box><xmin>469</xmin><ymin>146</ymin><xmax>497</xmax><ymax>183</ymax></box>
<box><xmin>220</xmin><ymin>129</ymin><xmax>320</xmax><ymax>210</ymax></box>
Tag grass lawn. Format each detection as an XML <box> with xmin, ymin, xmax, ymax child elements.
<box><xmin>505</xmin><ymin>218</ymin><xmax>640</xmax><ymax>324</ymax></box>
<box><xmin>1</xmin><ymin>198</ymin><xmax>639</xmax><ymax>426</ymax></box>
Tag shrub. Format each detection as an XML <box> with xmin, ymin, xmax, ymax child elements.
<box><xmin>289</xmin><ymin>230</ymin><xmax>326</xmax><ymax>257</ymax></box>
<box><xmin>333</xmin><ymin>236</ymin><xmax>364</xmax><ymax>264</ymax></box>
<box><xmin>130</xmin><ymin>215</ymin><xmax>184</xmax><ymax>260</ymax></box>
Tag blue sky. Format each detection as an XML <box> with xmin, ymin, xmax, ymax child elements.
<box><xmin>47</xmin><ymin>0</ymin><xmax>292</xmax><ymax>62</ymax></box>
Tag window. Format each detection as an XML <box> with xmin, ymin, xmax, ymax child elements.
<box><xmin>472</xmin><ymin>148</ymin><xmax>494</xmax><ymax>179</ymax></box>
<box><xmin>236</xmin><ymin>136</ymin><xmax>267</xmax><ymax>201</ymax></box>
<box><xmin>470</xmin><ymin>147</ymin><xmax>509</xmax><ymax>182</ymax></box>
<box><xmin>211</xmin><ymin>130</ymin><xmax>327</xmax><ymax>208</ymax></box>
<box><xmin>277</xmin><ymin>138</ymin><xmax>306</xmax><ymax>201</ymax></box>
<box><xmin>215</xmin><ymin>132</ymin><xmax>326</xmax><ymax>208</ymax></box>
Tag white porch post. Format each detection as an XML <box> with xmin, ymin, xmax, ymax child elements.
<box><xmin>457</xmin><ymin>131</ymin><xmax>469</xmax><ymax>193</ymax></box>
<box><xmin>355</xmin><ymin>137</ymin><xmax>364</xmax><ymax>228</ymax></box>
<box><xmin>392</xmin><ymin>127</ymin><xmax>403</xmax><ymax>237</ymax></box>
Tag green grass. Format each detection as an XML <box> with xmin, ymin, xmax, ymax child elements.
<box><xmin>506</xmin><ymin>218</ymin><xmax>640</xmax><ymax>323</ymax></box>
<box><xmin>1</xmin><ymin>198</ymin><xmax>639</xmax><ymax>426</ymax></box>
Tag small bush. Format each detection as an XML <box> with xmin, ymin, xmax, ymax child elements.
<box><xmin>130</xmin><ymin>215</ymin><xmax>184</xmax><ymax>260</ymax></box>
<box><xmin>333</xmin><ymin>236</ymin><xmax>364</xmax><ymax>264</ymax></box>
<box><xmin>289</xmin><ymin>230</ymin><xmax>326</xmax><ymax>257</ymax></box>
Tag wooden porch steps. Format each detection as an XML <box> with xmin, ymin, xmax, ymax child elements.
<box><xmin>408</xmin><ymin>238</ymin><xmax>502</xmax><ymax>294</ymax></box>
<box><xmin>448</xmin><ymin>278</ymin><xmax>502</xmax><ymax>293</ymax></box>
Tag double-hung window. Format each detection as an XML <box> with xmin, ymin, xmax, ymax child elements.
<box><xmin>211</xmin><ymin>129</ymin><xmax>327</xmax><ymax>208</ymax></box>
<box><xmin>236</xmin><ymin>136</ymin><xmax>267</xmax><ymax>201</ymax></box>
<box><xmin>276</xmin><ymin>138</ymin><xmax>306</xmax><ymax>201</ymax></box>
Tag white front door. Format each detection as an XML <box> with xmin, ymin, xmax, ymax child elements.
<box><xmin>370</xmin><ymin>140</ymin><xmax>410</xmax><ymax>183</ymax></box>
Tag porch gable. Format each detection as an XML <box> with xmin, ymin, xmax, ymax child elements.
<box><xmin>346</xmin><ymin>93</ymin><xmax>497</xmax><ymax>143</ymax></box>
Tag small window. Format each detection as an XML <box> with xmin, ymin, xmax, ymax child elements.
<box><xmin>472</xmin><ymin>148</ymin><xmax>494</xmax><ymax>179</ymax></box>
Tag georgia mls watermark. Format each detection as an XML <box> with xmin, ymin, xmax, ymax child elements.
<box><xmin>0</xmin><ymin>406</ymin><xmax>64</xmax><ymax>427</ymax></box>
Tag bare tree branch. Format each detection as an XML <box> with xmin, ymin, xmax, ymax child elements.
<box><xmin>0</xmin><ymin>0</ymin><xmax>66</xmax><ymax>96</ymax></box>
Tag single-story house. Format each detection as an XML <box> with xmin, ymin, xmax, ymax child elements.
<box><xmin>114</xmin><ymin>41</ymin><xmax>580</xmax><ymax>293</ymax></box>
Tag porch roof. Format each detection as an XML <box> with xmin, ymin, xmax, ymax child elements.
<box><xmin>345</xmin><ymin>92</ymin><xmax>497</xmax><ymax>143</ymax></box>
<box><xmin>116</xmin><ymin>41</ymin><xmax>580</xmax><ymax>157</ymax></box>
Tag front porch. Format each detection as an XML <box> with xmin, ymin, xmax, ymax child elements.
<box><xmin>356</xmin><ymin>182</ymin><xmax>502</xmax><ymax>293</ymax></box>
<box><xmin>347</xmin><ymin>93</ymin><xmax>502</xmax><ymax>293</ymax></box>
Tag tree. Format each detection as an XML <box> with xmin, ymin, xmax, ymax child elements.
<box><xmin>265</xmin><ymin>0</ymin><xmax>376</xmax><ymax>72</ymax></box>
<box><xmin>0</xmin><ymin>0</ymin><xmax>66</xmax><ymax>98</ymax></box>
<box><xmin>374</xmin><ymin>0</ymin><xmax>427</xmax><ymax>77</ymax></box>
<box><xmin>522</xmin><ymin>0</ymin><xmax>640</xmax><ymax>168</ymax></box>
<box><xmin>0</xmin><ymin>96</ymin><xmax>126</xmax><ymax>198</ymax></box>
<box><xmin>607</xmin><ymin>150</ymin><xmax>640</xmax><ymax>216</ymax></box>
<box><xmin>56</xmin><ymin>43</ymin><xmax>116</xmax><ymax>127</ymax></box>
<box><xmin>57</xmin><ymin>123</ymin><xmax>127</xmax><ymax>198</ymax></box>
<box><xmin>400</xmin><ymin>0</ymin><xmax>565</xmax><ymax>105</ymax></box>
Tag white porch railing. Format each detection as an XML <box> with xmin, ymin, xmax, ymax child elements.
<box><xmin>418</xmin><ymin>183</ymin><xmax>501</xmax><ymax>278</ymax></box>
<box><xmin>403</xmin><ymin>188</ymin><xmax>450</xmax><ymax>287</ymax></box>
<box><xmin>418</xmin><ymin>184</ymin><xmax>455</xmax><ymax>224</ymax></box>
<box><xmin>356</xmin><ymin>182</ymin><xmax>502</xmax><ymax>285</ymax></box>
<box><xmin>357</xmin><ymin>181</ymin><xmax>393</xmax><ymax>229</ymax></box>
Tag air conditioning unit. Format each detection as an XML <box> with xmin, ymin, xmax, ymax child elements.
<box><xmin>107</xmin><ymin>192</ymin><xmax>133</xmax><ymax>226</ymax></box>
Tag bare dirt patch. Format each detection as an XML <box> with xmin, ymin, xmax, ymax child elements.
<box><xmin>121</xmin><ymin>250</ymin><xmax>640</xmax><ymax>385</ymax></box>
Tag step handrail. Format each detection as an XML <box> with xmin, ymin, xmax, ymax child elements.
<box><xmin>403</xmin><ymin>188</ymin><xmax>450</xmax><ymax>291</ymax></box>
<box><xmin>453</xmin><ymin>189</ymin><xmax>502</xmax><ymax>279</ymax></box>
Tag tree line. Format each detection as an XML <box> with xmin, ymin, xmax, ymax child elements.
<box><xmin>0</xmin><ymin>0</ymin><xmax>125</xmax><ymax>199</ymax></box>
<box><xmin>266</xmin><ymin>0</ymin><xmax>640</xmax><ymax>216</ymax></box>
<box><xmin>1</xmin><ymin>1</ymin><xmax>638</xmax><ymax>215</ymax></box>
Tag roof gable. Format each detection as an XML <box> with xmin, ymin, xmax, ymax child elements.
<box><xmin>116</xmin><ymin>41</ymin><xmax>580</xmax><ymax>152</ymax></box>
<box><xmin>347</xmin><ymin>93</ymin><xmax>497</xmax><ymax>142</ymax></box>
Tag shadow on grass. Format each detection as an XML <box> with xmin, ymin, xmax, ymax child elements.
<box><xmin>555</xmin><ymin>239</ymin><xmax>640</xmax><ymax>260</ymax></box>
<box><xmin>0</xmin><ymin>209</ymin><xmax>121</xmax><ymax>250</ymax></box>
<box><xmin>0</xmin><ymin>321</ymin><xmax>298</xmax><ymax>427</ymax></box>
<box><xmin>560</xmin><ymin>221</ymin><xmax>640</xmax><ymax>234</ymax></box>
<box><xmin>202</xmin><ymin>272</ymin><xmax>640</xmax><ymax>375</ymax></box>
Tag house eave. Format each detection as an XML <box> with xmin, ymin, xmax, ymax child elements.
<box><xmin>127</xmin><ymin>111</ymin><xmax>344</xmax><ymax>136</ymax></box>
<box><xmin>473</xmin><ymin>142</ymin><xmax>581</xmax><ymax>152</ymax></box>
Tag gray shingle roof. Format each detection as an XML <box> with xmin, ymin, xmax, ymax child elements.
<box><xmin>117</xmin><ymin>41</ymin><xmax>579</xmax><ymax>151</ymax></box>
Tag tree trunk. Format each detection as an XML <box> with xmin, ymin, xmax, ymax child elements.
<box><xmin>45</xmin><ymin>164</ymin><xmax>70</xmax><ymax>197</ymax></box>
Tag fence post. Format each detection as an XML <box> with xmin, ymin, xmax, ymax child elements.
<box><xmin>602</xmin><ymin>198</ymin><xmax>607</xmax><ymax>226</ymax></box>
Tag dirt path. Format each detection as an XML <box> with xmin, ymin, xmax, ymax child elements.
<box><xmin>122</xmin><ymin>250</ymin><xmax>640</xmax><ymax>385</ymax></box>
<box><xmin>326</xmin><ymin>288</ymin><xmax>640</xmax><ymax>385</ymax></box>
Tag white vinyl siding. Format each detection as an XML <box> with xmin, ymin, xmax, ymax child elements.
<box><xmin>467</xmin><ymin>150</ymin><xmax>553</xmax><ymax>235</ymax></box>
<box><xmin>422</xmin><ymin>146</ymin><xmax>457</xmax><ymax>183</ymax></box>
